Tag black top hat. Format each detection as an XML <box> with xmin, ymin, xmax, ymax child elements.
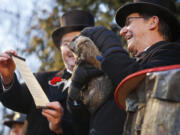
<box><xmin>3</xmin><ymin>112</ymin><xmax>26</xmax><ymax>128</ymax></box>
<box><xmin>52</xmin><ymin>10</ymin><xmax>95</xmax><ymax>48</ymax></box>
<box><xmin>115</xmin><ymin>0</ymin><xmax>180</xmax><ymax>41</ymax></box>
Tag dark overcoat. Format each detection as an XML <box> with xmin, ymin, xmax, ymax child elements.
<box><xmin>87</xmin><ymin>41</ymin><xmax>180</xmax><ymax>135</ymax></box>
<box><xmin>0</xmin><ymin>70</ymin><xmax>73</xmax><ymax>135</ymax></box>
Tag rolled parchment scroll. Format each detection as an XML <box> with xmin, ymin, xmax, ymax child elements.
<box><xmin>9</xmin><ymin>53</ymin><xmax>49</xmax><ymax>109</ymax></box>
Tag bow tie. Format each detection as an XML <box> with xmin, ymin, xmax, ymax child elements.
<box><xmin>62</xmin><ymin>69</ymin><xmax>72</xmax><ymax>80</ymax></box>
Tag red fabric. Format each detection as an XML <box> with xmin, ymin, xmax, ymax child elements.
<box><xmin>50</xmin><ymin>77</ymin><xmax>62</xmax><ymax>85</ymax></box>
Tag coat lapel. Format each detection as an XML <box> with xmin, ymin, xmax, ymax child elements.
<box><xmin>47</xmin><ymin>69</ymin><xmax>71</xmax><ymax>102</ymax></box>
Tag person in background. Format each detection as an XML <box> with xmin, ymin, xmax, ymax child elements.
<box><xmin>0</xmin><ymin>10</ymin><xmax>94</xmax><ymax>135</ymax></box>
<box><xmin>0</xmin><ymin>103</ymin><xmax>13</xmax><ymax>135</ymax></box>
<box><xmin>42</xmin><ymin>9</ymin><xmax>95</xmax><ymax>135</ymax></box>
<box><xmin>3</xmin><ymin>112</ymin><xmax>27</xmax><ymax>135</ymax></box>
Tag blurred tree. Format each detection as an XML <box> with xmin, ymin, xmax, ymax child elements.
<box><xmin>25</xmin><ymin>0</ymin><xmax>131</xmax><ymax>71</ymax></box>
<box><xmin>25</xmin><ymin>0</ymin><xmax>180</xmax><ymax>71</ymax></box>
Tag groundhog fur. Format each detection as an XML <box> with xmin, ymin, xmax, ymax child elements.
<box><xmin>68</xmin><ymin>35</ymin><xmax>113</xmax><ymax>114</ymax></box>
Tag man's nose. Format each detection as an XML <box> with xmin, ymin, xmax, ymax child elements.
<box><xmin>120</xmin><ymin>26</ymin><xmax>128</xmax><ymax>37</ymax></box>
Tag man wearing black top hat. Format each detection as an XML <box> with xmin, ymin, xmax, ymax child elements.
<box><xmin>0</xmin><ymin>10</ymin><xmax>94</xmax><ymax>135</ymax></box>
<box><xmin>67</xmin><ymin>0</ymin><xmax>180</xmax><ymax>135</ymax></box>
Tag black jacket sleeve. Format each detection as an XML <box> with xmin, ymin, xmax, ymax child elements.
<box><xmin>101</xmin><ymin>42</ymin><xmax>180</xmax><ymax>86</ymax></box>
<box><xmin>0</xmin><ymin>74</ymin><xmax>34</xmax><ymax>114</ymax></box>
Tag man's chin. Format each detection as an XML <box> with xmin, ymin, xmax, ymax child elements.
<box><xmin>128</xmin><ymin>45</ymin><xmax>137</xmax><ymax>56</ymax></box>
<box><xmin>127</xmin><ymin>43</ymin><xmax>133</xmax><ymax>52</ymax></box>
<box><xmin>67</xmin><ymin>66</ymin><xmax>74</xmax><ymax>73</ymax></box>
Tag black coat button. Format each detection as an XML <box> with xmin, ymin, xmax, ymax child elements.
<box><xmin>89</xmin><ymin>128</ymin><xmax>96</xmax><ymax>135</ymax></box>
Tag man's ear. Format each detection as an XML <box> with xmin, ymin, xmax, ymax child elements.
<box><xmin>148</xmin><ymin>16</ymin><xmax>159</xmax><ymax>30</ymax></box>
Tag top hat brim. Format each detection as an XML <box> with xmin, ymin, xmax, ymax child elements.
<box><xmin>52</xmin><ymin>25</ymin><xmax>89</xmax><ymax>48</ymax></box>
<box><xmin>114</xmin><ymin>64</ymin><xmax>180</xmax><ymax>110</ymax></box>
<box><xmin>3</xmin><ymin>120</ymin><xmax>24</xmax><ymax>128</ymax></box>
<box><xmin>115</xmin><ymin>2</ymin><xmax>180</xmax><ymax>41</ymax></box>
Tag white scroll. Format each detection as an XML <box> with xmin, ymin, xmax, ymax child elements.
<box><xmin>10</xmin><ymin>54</ymin><xmax>49</xmax><ymax>109</ymax></box>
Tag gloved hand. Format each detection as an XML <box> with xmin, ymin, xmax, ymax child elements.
<box><xmin>80</xmin><ymin>26</ymin><xmax>128</xmax><ymax>56</ymax></box>
<box><xmin>68</xmin><ymin>64</ymin><xmax>103</xmax><ymax>101</ymax></box>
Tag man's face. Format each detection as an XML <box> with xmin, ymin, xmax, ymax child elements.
<box><xmin>60</xmin><ymin>31</ymin><xmax>80</xmax><ymax>72</ymax></box>
<box><xmin>120</xmin><ymin>13</ymin><xmax>150</xmax><ymax>56</ymax></box>
<box><xmin>10</xmin><ymin>123</ymin><xmax>24</xmax><ymax>135</ymax></box>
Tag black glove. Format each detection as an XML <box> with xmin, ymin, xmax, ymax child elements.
<box><xmin>80</xmin><ymin>26</ymin><xmax>128</xmax><ymax>56</ymax></box>
<box><xmin>68</xmin><ymin>64</ymin><xmax>103</xmax><ymax>101</ymax></box>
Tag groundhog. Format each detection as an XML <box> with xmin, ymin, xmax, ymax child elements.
<box><xmin>68</xmin><ymin>35</ymin><xmax>113</xmax><ymax>114</ymax></box>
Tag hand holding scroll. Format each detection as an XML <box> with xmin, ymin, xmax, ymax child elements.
<box><xmin>0</xmin><ymin>50</ymin><xmax>17</xmax><ymax>85</ymax></box>
<box><xmin>42</xmin><ymin>102</ymin><xmax>63</xmax><ymax>134</ymax></box>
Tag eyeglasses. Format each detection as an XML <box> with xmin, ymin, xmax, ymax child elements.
<box><xmin>125</xmin><ymin>17</ymin><xmax>144</xmax><ymax>26</ymax></box>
